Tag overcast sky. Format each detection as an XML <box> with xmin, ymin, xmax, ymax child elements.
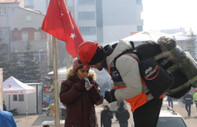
<box><xmin>142</xmin><ymin>0</ymin><xmax>197</xmax><ymax>32</ymax></box>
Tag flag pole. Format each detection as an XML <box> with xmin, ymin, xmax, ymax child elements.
<box><xmin>65</xmin><ymin>0</ymin><xmax>70</xmax><ymax>69</ymax></box>
<box><xmin>66</xmin><ymin>50</ymin><xmax>70</xmax><ymax>68</ymax></box>
<box><xmin>52</xmin><ymin>36</ymin><xmax>60</xmax><ymax>127</ymax></box>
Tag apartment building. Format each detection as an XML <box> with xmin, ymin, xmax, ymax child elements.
<box><xmin>68</xmin><ymin>0</ymin><xmax>143</xmax><ymax>44</ymax></box>
<box><xmin>0</xmin><ymin>2</ymin><xmax>50</xmax><ymax>70</ymax></box>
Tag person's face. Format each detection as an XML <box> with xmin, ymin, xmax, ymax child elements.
<box><xmin>89</xmin><ymin>61</ymin><xmax>103</xmax><ymax>71</ymax></box>
<box><xmin>77</xmin><ymin>67</ymin><xmax>90</xmax><ymax>80</ymax></box>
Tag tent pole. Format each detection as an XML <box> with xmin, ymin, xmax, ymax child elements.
<box><xmin>9</xmin><ymin>95</ymin><xmax>10</xmax><ymax>109</ymax></box>
<box><xmin>26</xmin><ymin>88</ymin><xmax>28</xmax><ymax>116</ymax></box>
<box><xmin>0</xmin><ymin>68</ymin><xmax>3</xmax><ymax>110</ymax></box>
<box><xmin>52</xmin><ymin>36</ymin><xmax>60</xmax><ymax>127</ymax></box>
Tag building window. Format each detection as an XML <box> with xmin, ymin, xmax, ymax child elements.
<box><xmin>19</xmin><ymin>94</ymin><xmax>24</xmax><ymax>101</ymax></box>
<box><xmin>0</xmin><ymin>27</ymin><xmax>8</xmax><ymax>37</ymax></box>
<box><xmin>13</xmin><ymin>95</ymin><xmax>17</xmax><ymax>101</ymax></box>
<box><xmin>0</xmin><ymin>8</ymin><xmax>7</xmax><ymax>15</ymax></box>
<box><xmin>67</xmin><ymin>0</ymin><xmax>73</xmax><ymax>6</ymax></box>
<box><xmin>34</xmin><ymin>50</ymin><xmax>44</xmax><ymax>61</ymax></box>
<box><xmin>78</xmin><ymin>12</ymin><xmax>95</xmax><ymax>20</ymax></box>
<box><xmin>22</xmin><ymin>32</ymin><xmax>28</xmax><ymax>41</ymax></box>
<box><xmin>78</xmin><ymin>0</ymin><xmax>95</xmax><ymax>5</ymax></box>
<box><xmin>79</xmin><ymin>26</ymin><xmax>96</xmax><ymax>35</ymax></box>
<box><xmin>26</xmin><ymin>15</ymin><xmax>32</xmax><ymax>22</ymax></box>
<box><xmin>137</xmin><ymin>25</ymin><xmax>143</xmax><ymax>31</ymax></box>
<box><xmin>24</xmin><ymin>0</ymin><xmax>34</xmax><ymax>6</ymax></box>
<box><xmin>136</xmin><ymin>0</ymin><xmax>142</xmax><ymax>4</ymax></box>
<box><xmin>34</xmin><ymin>32</ymin><xmax>41</xmax><ymax>40</ymax></box>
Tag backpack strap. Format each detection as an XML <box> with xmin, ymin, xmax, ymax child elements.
<box><xmin>113</xmin><ymin>41</ymin><xmax>138</xmax><ymax>64</ymax></box>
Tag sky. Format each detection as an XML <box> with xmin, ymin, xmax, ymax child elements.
<box><xmin>142</xmin><ymin>0</ymin><xmax>197</xmax><ymax>32</ymax></box>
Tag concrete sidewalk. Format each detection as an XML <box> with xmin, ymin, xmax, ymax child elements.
<box><xmin>14</xmin><ymin>100</ymin><xmax>197</xmax><ymax>127</ymax></box>
<box><xmin>14</xmin><ymin>106</ymin><xmax>121</xmax><ymax>127</ymax></box>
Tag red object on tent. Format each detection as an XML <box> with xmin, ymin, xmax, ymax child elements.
<box><xmin>42</xmin><ymin>0</ymin><xmax>84</xmax><ymax>57</ymax></box>
<box><xmin>3</xmin><ymin>76</ymin><xmax>35</xmax><ymax>94</ymax></box>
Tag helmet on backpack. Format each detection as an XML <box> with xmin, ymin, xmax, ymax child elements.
<box><xmin>77</xmin><ymin>41</ymin><xmax>106</xmax><ymax>65</ymax></box>
<box><xmin>157</xmin><ymin>36</ymin><xmax>176</xmax><ymax>50</ymax></box>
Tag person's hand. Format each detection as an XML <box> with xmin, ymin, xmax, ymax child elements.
<box><xmin>83</xmin><ymin>77</ymin><xmax>93</xmax><ymax>90</ymax></box>
<box><xmin>75</xmin><ymin>80</ymin><xmax>85</xmax><ymax>91</ymax></box>
<box><xmin>104</xmin><ymin>89</ymin><xmax>117</xmax><ymax>103</ymax></box>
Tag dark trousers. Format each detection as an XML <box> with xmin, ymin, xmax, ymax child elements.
<box><xmin>133</xmin><ymin>98</ymin><xmax>163</xmax><ymax>127</ymax></box>
<box><xmin>119</xmin><ymin>122</ymin><xmax>128</xmax><ymax>127</ymax></box>
<box><xmin>168</xmin><ymin>100</ymin><xmax>173</xmax><ymax>108</ymax></box>
<box><xmin>185</xmin><ymin>104</ymin><xmax>191</xmax><ymax>116</ymax></box>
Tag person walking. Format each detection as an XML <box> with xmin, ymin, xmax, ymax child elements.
<box><xmin>47</xmin><ymin>103</ymin><xmax>54</xmax><ymax>116</ymax></box>
<box><xmin>101</xmin><ymin>105</ymin><xmax>113</xmax><ymax>127</ymax></box>
<box><xmin>115</xmin><ymin>101</ymin><xmax>130</xmax><ymax>127</ymax></box>
<box><xmin>183</xmin><ymin>92</ymin><xmax>193</xmax><ymax>117</ymax></box>
<box><xmin>167</xmin><ymin>96</ymin><xmax>173</xmax><ymax>108</ymax></box>
<box><xmin>0</xmin><ymin>108</ymin><xmax>17</xmax><ymax>127</ymax></box>
<box><xmin>193</xmin><ymin>89</ymin><xmax>197</xmax><ymax>109</ymax></box>
<box><xmin>59</xmin><ymin>58</ymin><xmax>103</xmax><ymax>127</ymax></box>
<box><xmin>77</xmin><ymin>41</ymin><xmax>163</xmax><ymax>127</ymax></box>
<box><xmin>3</xmin><ymin>100</ymin><xmax>7</xmax><ymax>111</ymax></box>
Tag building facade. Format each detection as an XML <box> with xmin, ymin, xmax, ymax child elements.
<box><xmin>67</xmin><ymin>0</ymin><xmax>143</xmax><ymax>44</ymax></box>
<box><xmin>0</xmin><ymin>2</ymin><xmax>50</xmax><ymax>71</ymax></box>
<box><xmin>1</xmin><ymin>0</ymin><xmax>144</xmax><ymax>66</ymax></box>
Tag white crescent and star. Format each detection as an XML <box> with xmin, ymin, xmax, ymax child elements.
<box><xmin>70</xmin><ymin>33</ymin><xmax>76</xmax><ymax>39</ymax></box>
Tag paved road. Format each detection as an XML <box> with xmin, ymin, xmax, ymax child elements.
<box><xmin>167</xmin><ymin>101</ymin><xmax>197</xmax><ymax>127</ymax></box>
<box><xmin>14</xmin><ymin>100</ymin><xmax>197</xmax><ymax>127</ymax></box>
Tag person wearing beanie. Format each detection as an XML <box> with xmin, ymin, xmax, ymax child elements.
<box><xmin>59</xmin><ymin>58</ymin><xmax>103</xmax><ymax>127</ymax></box>
<box><xmin>77</xmin><ymin>41</ymin><xmax>163</xmax><ymax>127</ymax></box>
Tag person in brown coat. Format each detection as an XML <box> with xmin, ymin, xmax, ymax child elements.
<box><xmin>60</xmin><ymin>58</ymin><xmax>103</xmax><ymax>127</ymax></box>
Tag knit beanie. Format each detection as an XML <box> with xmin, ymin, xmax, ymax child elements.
<box><xmin>72</xmin><ymin>58</ymin><xmax>84</xmax><ymax>72</ymax></box>
<box><xmin>88</xmin><ymin>46</ymin><xmax>106</xmax><ymax>65</ymax></box>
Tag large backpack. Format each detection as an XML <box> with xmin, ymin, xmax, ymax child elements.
<box><xmin>135</xmin><ymin>40</ymin><xmax>191</xmax><ymax>98</ymax></box>
<box><xmin>113</xmin><ymin>41</ymin><xmax>174</xmax><ymax>98</ymax></box>
<box><xmin>156</xmin><ymin>36</ymin><xmax>197</xmax><ymax>98</ymax></box>
<box><xmin>113</xmin><ymin>38</ymin><xmax>197</xmax><ymax>98</ymax></box>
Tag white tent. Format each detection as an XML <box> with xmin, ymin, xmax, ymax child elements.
<box><xmin>3</xmin><ymin>76</ymin><xmax>36</xmax><ymax>115</ymax></box>
<box><xmin>105</xmin><ymin>30</ymin><xmax>191</xmax><ymax>46</ymax></box>
<box><xmin>121</xmin><ymin>30</ymin><xmax>191</xmax><ymax>43</ymax></box>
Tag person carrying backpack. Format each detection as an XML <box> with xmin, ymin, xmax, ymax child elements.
<box><xmin>77</xmin><ymin>40</ymin><xmax>164</xmax><ymax>127</ymax></box>
<box><xmin>183</xmin><ymin>92</ymin><xmax>193</xmax><ymax>117</ymax></box>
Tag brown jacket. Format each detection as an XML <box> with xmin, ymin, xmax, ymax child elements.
<box><xmin>60</xmin><ymin>70</ymin><xmax>103</xmax><ymax>127</ymax></box>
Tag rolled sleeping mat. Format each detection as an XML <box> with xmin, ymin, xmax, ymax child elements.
<box><xmin>157</xmin><ymin>36</ymin><xmax>197</xmax><ymax>88</ymax></box>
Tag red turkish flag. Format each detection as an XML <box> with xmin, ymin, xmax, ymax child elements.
<box><xmin>42</xmin><ymin>0</ymin><xmax>84</xmax><ymax>57</ymax></box>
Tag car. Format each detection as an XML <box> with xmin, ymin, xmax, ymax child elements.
<box><xmin>131</xmin><ymin>107</ymin><xmax>187</xmax><ymax>127</ymax></box>
<box><xmin>157</xmin><ymin>107</ymin><xmax>187</xmax><ymax>127</ymax></box>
